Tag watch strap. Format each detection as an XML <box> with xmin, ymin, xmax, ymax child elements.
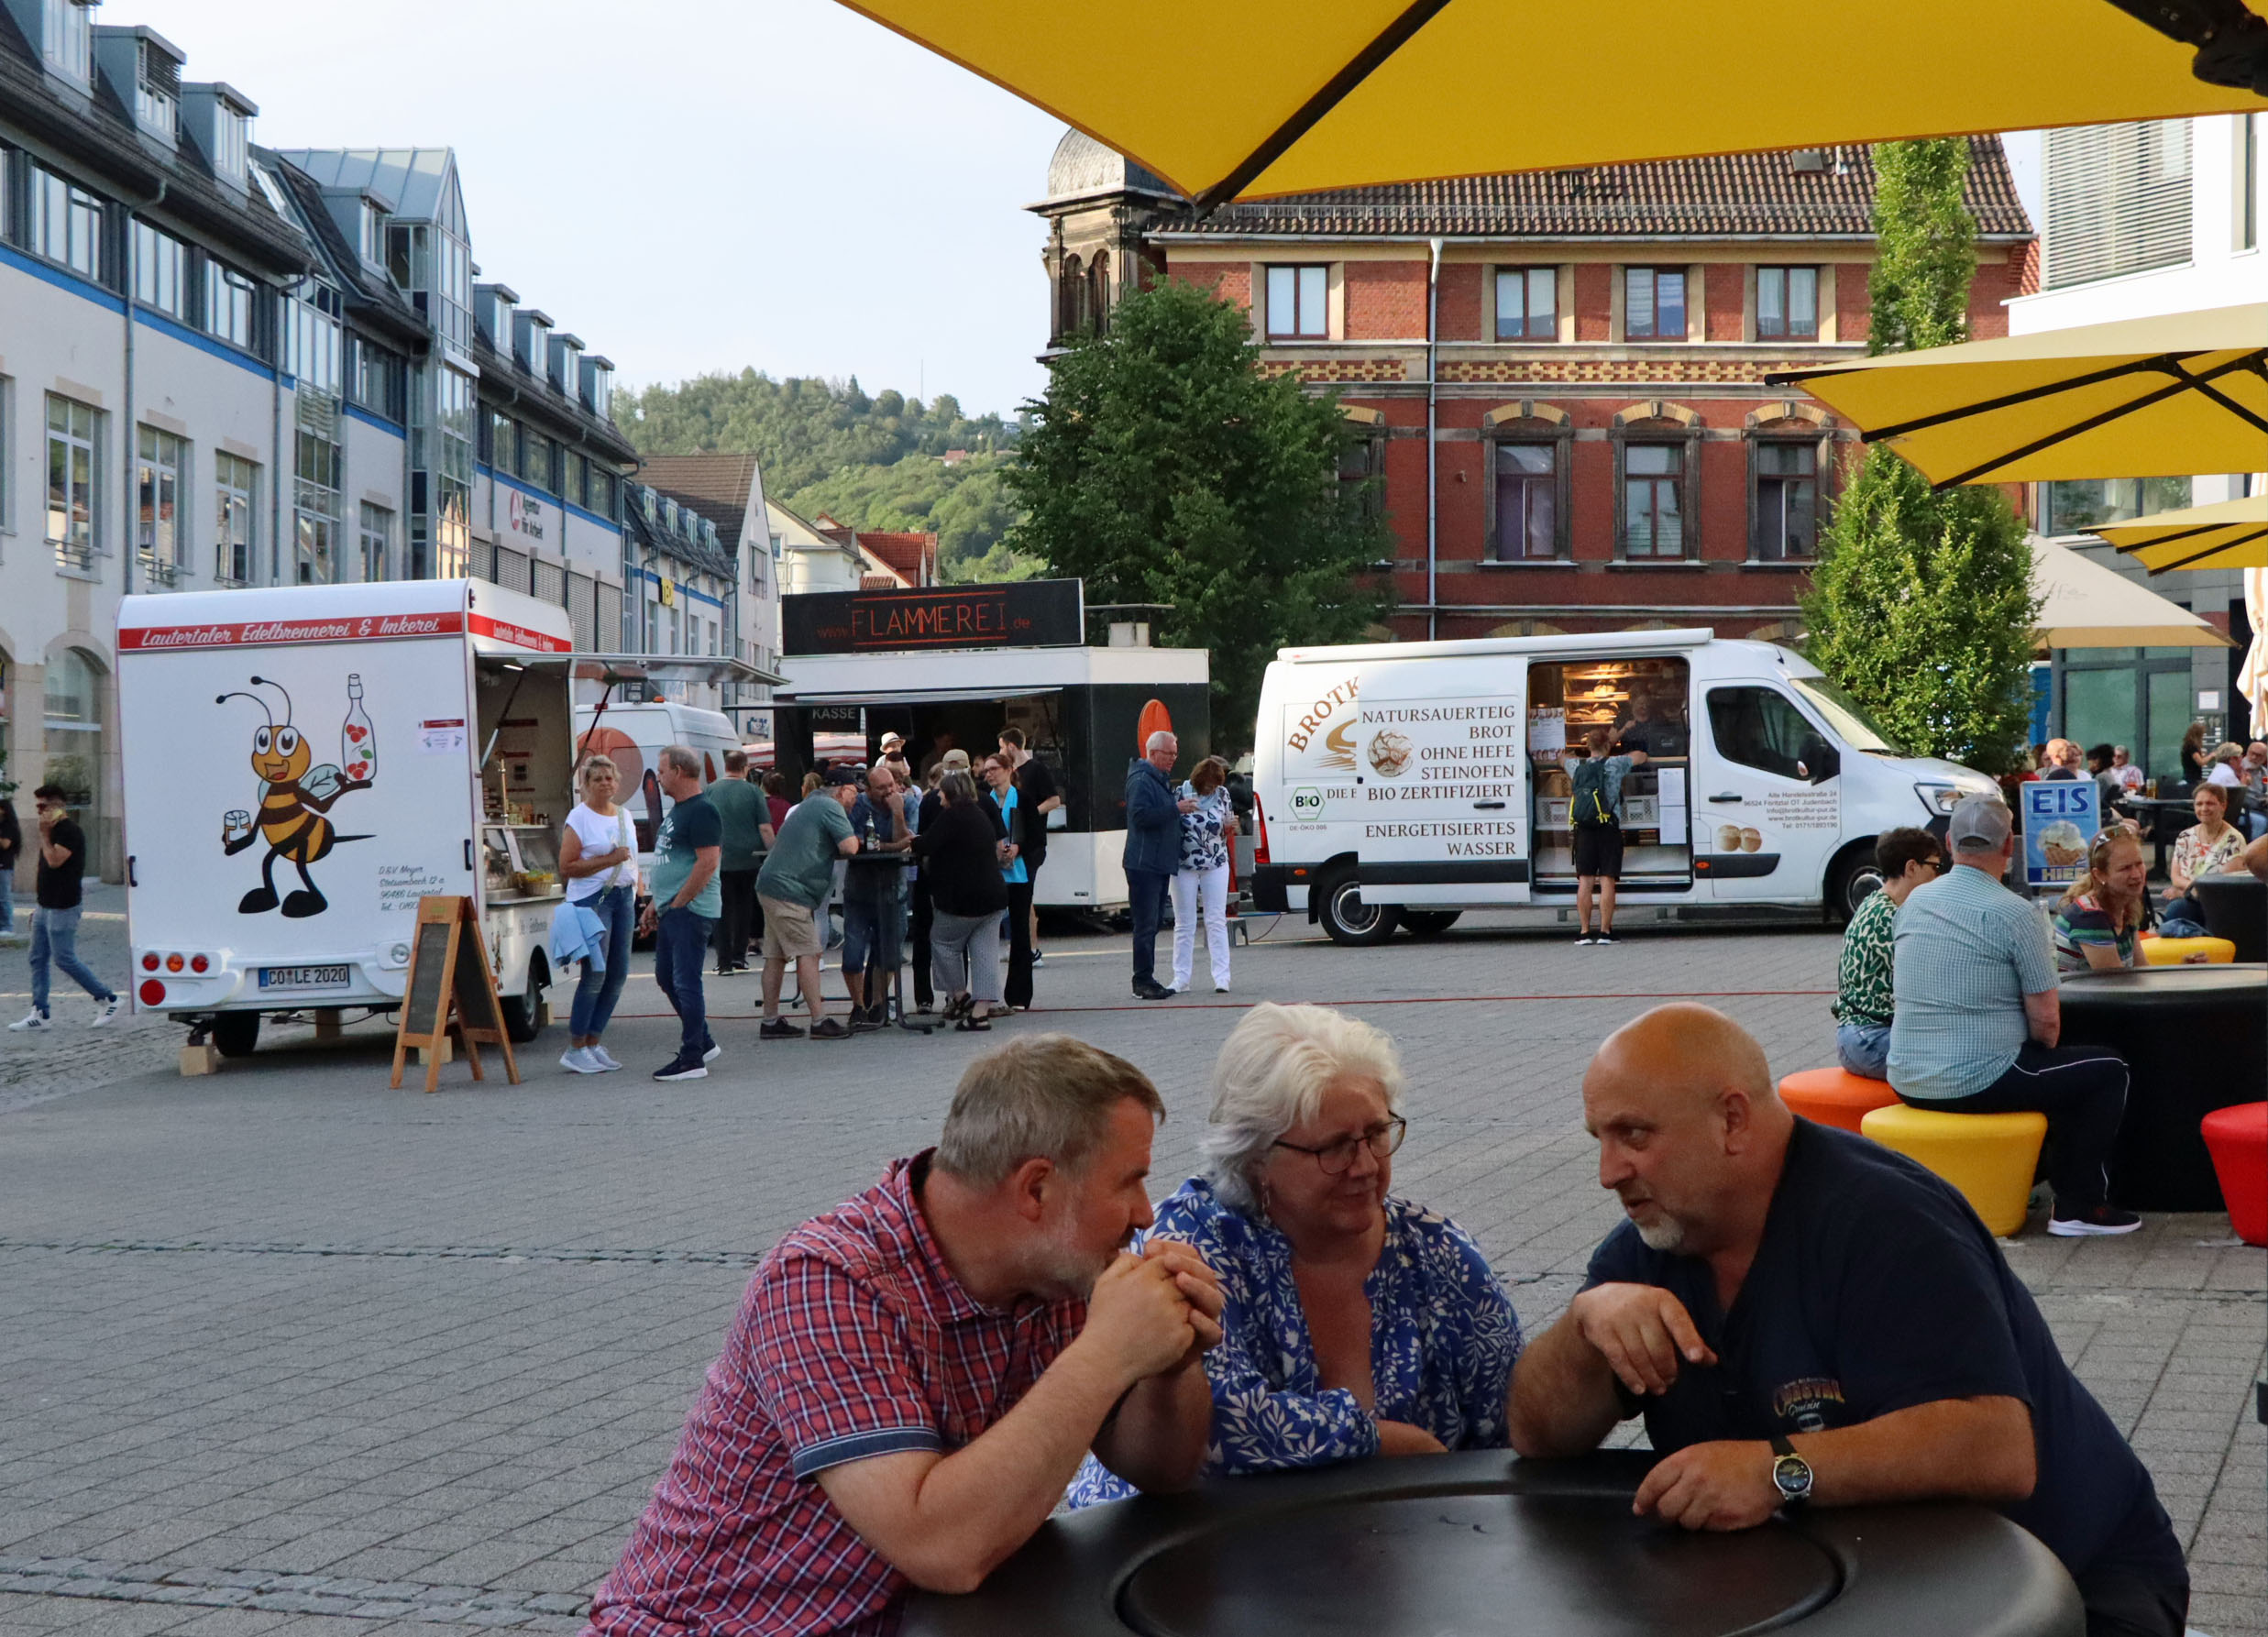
<box><xmin>1770</xmin><ymin>1434</ymin><xmax>1797</xmax><ymax>1459</ymax></box>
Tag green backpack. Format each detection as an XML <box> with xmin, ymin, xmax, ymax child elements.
<box><xmin>1569</xmin><ymin>755</ymin><xmax>1619</xmax><ymax>829</ymax></box>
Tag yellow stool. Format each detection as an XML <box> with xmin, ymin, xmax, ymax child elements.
<box><xmin>2139</xmin><ymin>935</ymin><xmax>2236</xmax><ymax>965</ymax></box>
<box><xmin>1859</xmin><ymin>1104</ymin><xmax>2048</xmax><ymax>1237</ymax></box>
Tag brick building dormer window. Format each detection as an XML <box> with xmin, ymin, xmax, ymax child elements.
<box><xmin>1494</xmin><ymin>268</ymin><xmax>1556</xmax><ymax>340</ymax></box>
<box><xmin>1265</xmin><ymin>264</ymin><xmax>1328</xmax><ymax>339</ymax></box>
<box><xmin>1624</xmin><ymin>267</ymin><xmax>1687</xmax><ymax>340</ymax></box>
<box><xmin>1756</xmin><ymin>267</ymin><xmax>1819</xmax><ymax>339</ymax></box>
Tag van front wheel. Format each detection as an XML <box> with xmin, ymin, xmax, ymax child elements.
<box><xmin>1317</xmin><ymin>870</ymin><xmax>1401</xmax><ymax>947</ymax></box>
<box><xmin>1826</xmin><ymin>850</ymin><xmax>1885</xmax><ymax>926</ymax></box>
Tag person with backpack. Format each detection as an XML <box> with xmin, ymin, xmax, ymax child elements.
<box><xmin>1563</xmin><ymin>725</ymin><xmax>1647</xmax><ymax>946</ymax></box>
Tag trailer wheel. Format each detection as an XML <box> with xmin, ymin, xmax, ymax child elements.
<box><xmin>1316</xmin><ymin>868</ymin><xmax>1400</xmax><ymax>947</ymax></box>
<box><xmin>211</xmin><ymin>1013</ymin><xmax>260</xmax><ymax>1058</ymax></box>
<box><xmin>500</xmin><ymin>962</ymin><xmax>548</xmax><ymax>1045</ymax></box>
<box><xmin>1401</xmin><ymin>911</ymin><xmax>1463</xmax><ymax>939</ymax></box>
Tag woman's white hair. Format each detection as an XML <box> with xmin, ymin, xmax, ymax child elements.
<box><xmin>1200</xmin><ymin>1003</ymin><xmax>1404</xmax><ymax>1215</ymax></box>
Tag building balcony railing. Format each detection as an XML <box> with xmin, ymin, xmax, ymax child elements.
<box><xmin>51</xmin><ymin>538</ymin><xmax>96</xmax><ymax>575</ymax></box>
<box><xmin>137</xmin><ymin>551</ymin><xmax>182</xmax><ymax>588</ymax></box>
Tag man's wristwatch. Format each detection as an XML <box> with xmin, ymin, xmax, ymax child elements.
<box><xmin>1769</xmin><ymin>1434</ymin><xmax>1814</xmax><ymax>1509</ymax></box>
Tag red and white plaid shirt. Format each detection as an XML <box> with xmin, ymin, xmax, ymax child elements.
<box><xmin>585</xmin><ymin>1153</ymin><xmax>1086</xmax><ymax>1637</ymax></box>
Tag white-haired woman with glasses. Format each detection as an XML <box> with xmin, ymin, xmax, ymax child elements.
<box><xmin>1066</xmin><ymin>1003</ymin><xmax>1521</xmax><ymax>1508</ymax></box>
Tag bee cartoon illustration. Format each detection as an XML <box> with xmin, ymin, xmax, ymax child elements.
<box><xmin>217</xmin><ymin>676</ymin><xmax>374</xmax><ymax>917</ymax></box>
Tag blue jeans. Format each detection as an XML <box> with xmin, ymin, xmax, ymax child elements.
<box><xmin>0</xmin><ymin>876</ymin><xmax>13</xmax><ymax>934</ymax></box>
<box><xmin>30</xmin><ymin>906</ymin><xmax>114</xmax><ymax>1016</ymax></box>
<box><xmin>651</xmin><ymin>906</ymin><xmax>713</xmax><ymax>1062</ymax></box>
<box><xmin>568</xmin><ymin>885</ymin><xmax>634</xmax><ymax>1039</ymax></box>
<box><xmin>1835</xmin><ymin>1020</ymin><xmax>1890</xmax><ymax>1080</ymax></box>
<box><xmin>2154</xmin><ymin>912</ymin><xmax>2209</xmax><ymax>939</ymax></box>
<box><xmin>1128</xmin><ymin>868</ymin><xmax>1171</xmax><ymax>986</ymax></box>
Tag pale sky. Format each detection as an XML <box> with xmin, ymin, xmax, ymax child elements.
<box><xmin>139</xmin><ymin>0</ymin><xmax>1067</xmax><ymax>417</ymax></box>
<box><xmin>131</xmin><ymin>2</ymin><xmax>2052</xmax><ymax>423</ymax></box>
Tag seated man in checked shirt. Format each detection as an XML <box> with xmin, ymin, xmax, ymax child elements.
<box><xmin>584</xmin><ymin>1035</ymin><xmax>1224</xmax><ymax>1637</ymax></box>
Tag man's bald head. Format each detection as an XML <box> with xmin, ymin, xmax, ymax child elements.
<box><xmin>1582</xmin><ymin>1005</ymin><xmax>1790</xmax><ymax>1257</ymax></box>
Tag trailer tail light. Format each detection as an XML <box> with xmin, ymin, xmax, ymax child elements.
<box><xmin>190</xmin><ymin>954</ymin><xmax>210</xmax><ymax>973</ymax></box>
<box><xmin>138</xmin><ymin>980</ymin><xmax>166</xmax><ymax>1007</ymax></box>
<box><xmin>165</xmin><ymin>953</ymin><xmax>185</xmax><ymax>972</ymax></box>
<box><xmin>1252</xmin><ymin>796</ymin><xmax>1271</xmax><ymax>867</ymax></box>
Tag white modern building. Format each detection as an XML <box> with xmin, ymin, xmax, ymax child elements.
<box><xmin>2009</xmin><ymin>113</ymin><xmax>2264</xmax><ymax>764</ymax></box>
<box><xmin>2</xmin><ymin>4</ymin><xmax>773</xmax><ymax>888</ymax></box>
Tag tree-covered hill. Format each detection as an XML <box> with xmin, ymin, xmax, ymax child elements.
<box><xmin>612</xmin><ymin>371</ymin><xmax>1042</xmax><ymax>580</ymax></box>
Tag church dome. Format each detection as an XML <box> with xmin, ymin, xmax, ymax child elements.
<box><xmin>1043</xmin><ymin>128</ymin><xmax>1180</xmax><ymax>203</ymax></box>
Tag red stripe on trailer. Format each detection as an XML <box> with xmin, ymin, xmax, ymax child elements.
<box><xmin>468</xmin><ymin>613</ymin><xmax>572</xmax><ymax>653</ymax></box>
<box><xmin>118</xmin><ymin>611</ymin><xmax>468</xmax><ymax>651</ymax></box>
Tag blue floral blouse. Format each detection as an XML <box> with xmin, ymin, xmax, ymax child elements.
<box><xmin>1064</xmin><ymin>1176</ymin><xmax>1522</xmax><ymax>1509</ymax></box>
<box><xmin>1177</xmin><ymin>785</ymin><xmax>1233</xmax><ymax>874</ymax></box>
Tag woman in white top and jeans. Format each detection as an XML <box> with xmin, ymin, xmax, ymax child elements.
<box><xmin>1172</xmin><ymin>756</ymin><xmax>1239</xmax><ymax>994</ymax></box>
<box><xmin>559</xmin><ymin>754</ymin><xmax>638</xmax><ymax>1072</ymax></box>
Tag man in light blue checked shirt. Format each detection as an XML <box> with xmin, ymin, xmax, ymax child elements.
<box><xmin>1888</xmin><ymin>796</ymin><xmax>2137</xmax><ymax>1236</ymax></box>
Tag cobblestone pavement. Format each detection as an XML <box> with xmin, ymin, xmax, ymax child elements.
<box><xmin>1</xmin><ymin>910</ymin><xmax>2261</xmax><ymax>1637</ymax></box>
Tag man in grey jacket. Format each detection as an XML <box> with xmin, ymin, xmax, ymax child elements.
<box><xmin>1124</xmin><ymin>731</ymin><xmax>1192</xmax><ymax>1000</ymax></box>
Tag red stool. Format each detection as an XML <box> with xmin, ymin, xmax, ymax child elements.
<box><xmin>1779</xmin><ymin>1067</ymin><xmax>1900</xmax><ymax>1135</ymax></box>
<box><xmin>2201</xmin><ymin>1103</ymin><xmax>2267</xmax><ymax>1247</ymax></box>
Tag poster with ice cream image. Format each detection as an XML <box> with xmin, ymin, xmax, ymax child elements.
<box><xmin>2020</xmin><ymin>780</ymin><xmax>2099</xmax><ymax>889</ymax></box>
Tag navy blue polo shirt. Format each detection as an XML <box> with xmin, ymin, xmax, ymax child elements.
<box><xmin>1582</xmin><ymin>1119</ymin><xmax>2170</xmax><ymax>1580</ymax></box>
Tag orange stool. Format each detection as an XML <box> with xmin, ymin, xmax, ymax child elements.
<box><xmin>1779</xmin><ymin>1066</ymin><xmax>1900</xmax><ymax>1134</ymax></box>
<box><xmin>2201</xmin><ymin>1103</ymin><xmax>2267</xmax><ymax>1247</ymax></box>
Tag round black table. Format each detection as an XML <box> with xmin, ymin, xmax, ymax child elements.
<box><xmin>2194</xmin><ymin>873</ymin><xmax>2267</xmax><ymax>962</ymax></box>
<box><xmin>2061</xmin><ymin>963</ymin><xmax>2268</xmax><ymax>1211</ymax></box>
<box><xmin>900</xmin><ymin>1451</ymin><xmax>2081</xmax><ymax>1637</ymax></box>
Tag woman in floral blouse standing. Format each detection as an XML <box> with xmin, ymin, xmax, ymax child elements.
<box><xmin>1066</xmin><ymin>1003</ymin><xmax>1522</xmax><ymax>1508</ymax></box>
<box><xmin>1170</xmin><ymin>755</ymin><xmax>1238</xmax><ymax>994</ymax></box>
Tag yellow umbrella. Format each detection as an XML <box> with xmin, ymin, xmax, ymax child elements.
<box><xmin>2094</xmin><ymin>496</ymin><xmax>2268</xmax><ymax>572</ymax></box>
<box><xmin>834</xmin><ymin>0</ymin><xmax>2268</xmax><ymax>206</ymax></box>
<box><xmin>1767</xmin><ymin>304</ymin><xmax>2268</xmax><ymax>488</ymax></box>
<box><xmin>2031</xmin><ymin>535</ymin><xmax>2234</xmax><ymax>647</ymax></box>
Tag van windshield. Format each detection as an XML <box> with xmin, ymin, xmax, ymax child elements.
<box><xmin>1791</xmin><ymin>677</ymin><xmax>1900</xmax><ymax>757</ymax></box>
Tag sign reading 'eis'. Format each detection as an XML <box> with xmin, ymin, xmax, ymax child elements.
<box><xmin>783</xmin><ymin>579</ymin><xmax>1084</xmax><ymax>655</ymax></box>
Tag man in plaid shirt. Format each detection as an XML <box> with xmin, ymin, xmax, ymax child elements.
<box><xmin>586</xmin><ymin>1035</ymin><xmax>1223</xmax><ymax>1637</ymax></box>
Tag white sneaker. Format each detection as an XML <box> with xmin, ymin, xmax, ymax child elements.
<box><xmin>90</xmin><ymin>996</ymin><xmax>122</xmax><ymax>1027</ymax></box>
<box><xmin>560</xmin><ymin>1047</ymin><xmax>603</xmax><ymax>1074</ymax></box>
<box><xmin>8</xmin><ymin>1010</ymin><xmax>51</xmax><ymax>1032</ymax></box>
<box><xmin>589</xmin><ymin>1044</ymin><xmax>623</xmax><ymax>1071</ymax></box>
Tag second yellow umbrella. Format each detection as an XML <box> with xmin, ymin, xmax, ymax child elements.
<box><xmin>2095</xmin><ymin>496</ymin><xmax>2268</xmax><ymax>573</ymax></box>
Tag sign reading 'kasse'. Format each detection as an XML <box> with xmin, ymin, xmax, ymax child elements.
<box><xmin>782</xmin><ymin>579</ymin><xmax>1084</xmax><ymax>655</ymax></box>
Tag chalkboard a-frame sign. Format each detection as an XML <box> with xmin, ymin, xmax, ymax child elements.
<box><xmin>390</xmin><ymin>895</ymin><xmax>521</xmax><ymax>1093</ymax></box>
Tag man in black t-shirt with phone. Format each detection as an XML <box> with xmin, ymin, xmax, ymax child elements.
<box><xmin>10</xmin><ymin>785</ymin><xmax>120</xmax><ymax>1031</ymax></box>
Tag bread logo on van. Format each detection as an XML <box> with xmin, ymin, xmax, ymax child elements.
<box><xmin>1367</xmin><ymin>730</ymin><xmax>1415</xmax><ymax>779</ymax></box>
<box><xmin>1287</xmin><ymin>681</ymin><xmax>1360</xmax><ymax>771</ymax></box>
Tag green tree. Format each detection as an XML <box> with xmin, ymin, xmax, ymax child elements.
<box><xmin>784</xmin><ymin>453</ymin><xmax>1037</xmax><ymax>581</ymax></box>
<box><xmin>1007</xmin><ymin>280</ymin><xmax>1394</xmax><ymax>747</ymax></box>
<box><xmin>1802</xmin><ymin>139</ymin><xmax>2039</xmax><ymax>774</ymax></box>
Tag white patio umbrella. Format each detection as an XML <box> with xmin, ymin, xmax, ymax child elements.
<box><xmin>2031</xmin><ymin>534</ymin><xmax>2235</xmax><ymax>649</ymax></box>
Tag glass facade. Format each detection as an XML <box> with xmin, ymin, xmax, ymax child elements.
<box><xmin>2042</xmin><ymin>478</ymin><xmax>2193</xmax><ymax>535</ymax></box>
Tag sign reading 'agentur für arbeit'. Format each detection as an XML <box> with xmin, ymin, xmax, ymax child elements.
<box><xmin>782</xmin><ymin>579</ymin><xmax>1084</xmax><ymax>655</ymax></box>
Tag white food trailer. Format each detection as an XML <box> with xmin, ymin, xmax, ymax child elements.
<box><xmin>117</xmin><ymin>580</ymin><xmax>581</xmax><ymax>1058</ymax></box>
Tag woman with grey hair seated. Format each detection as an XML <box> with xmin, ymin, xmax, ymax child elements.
<box><xmin>1066</xmin><ymin>1003</ymin><xmax>1521</xmax><ymax>1507</ymax></box>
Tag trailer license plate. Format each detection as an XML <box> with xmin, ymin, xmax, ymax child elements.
<box><xmin>259</xmin><ymin>965</ymin><xmax>350</xmax><ymax>991</ymax></box>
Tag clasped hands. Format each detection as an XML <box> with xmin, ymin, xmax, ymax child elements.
<box><xmin>1081</xmin><ymin>1239</ymin><xmax>1225</xmax><ymax>1382</ymax></box>
<box><xmin>1571</xmin><ymin>1281</ymin><xmax>1787</xmax><ymax>1533</ymax></box>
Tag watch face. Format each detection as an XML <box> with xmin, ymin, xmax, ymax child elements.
<box><xmin>1773</xmin><ymin>1454</ymin><xmax>1812</xmax><ymax>1497</ymax></box>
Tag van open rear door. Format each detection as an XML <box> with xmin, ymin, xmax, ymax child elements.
<box><xmin>1353</xmin><ymin>657</ymin><xmax>1530</xmax><ymax>907</ymax></box>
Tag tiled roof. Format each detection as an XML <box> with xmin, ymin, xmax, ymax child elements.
<box><xmin>1164</xmin><ymin>137</ymin><xmax>2031</xmax><ymax>239</ymax></box>
<box><xmin>857</xmin><ymin>531</ymin><xmax>938</xmax><ymax>586</ymax></box>
<box><xmin>644</xmin><ymin>454</ymin><xmax>763</xmax><ymax>547</ymax></box>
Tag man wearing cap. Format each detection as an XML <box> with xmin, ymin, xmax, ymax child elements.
<box><xmin>757</xmin><ymin>769</ymin><xmax>863</xmax><ymax>1041</ymax></box>
<box><xmin>1888</xmin><ymin>796</ymin><xmax>2137</xmax><ymax>1236</ymax></box>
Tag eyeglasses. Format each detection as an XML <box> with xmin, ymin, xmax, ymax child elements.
<box><xmin>1272</xmin><ymin>1116</ymin><xmax>1408</xmax><ymax>1175</ymax></box>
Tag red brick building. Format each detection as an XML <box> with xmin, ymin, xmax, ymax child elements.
<box><xmin>1033</xmin><ymin>135</ymin><xmax>2034</xmax><ymax>643</ymax></box>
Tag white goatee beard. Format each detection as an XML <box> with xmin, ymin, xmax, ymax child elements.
<box><xmin>1635</xmin><ymin>1214</ymin><xmax>1687</xmax><ymax>1253</ymax></box>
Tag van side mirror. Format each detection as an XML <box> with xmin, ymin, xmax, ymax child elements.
<box><xmin>1805</xmin><ymin>740</ymin><xmax>1840</xmax><ymax>784</ymax></box>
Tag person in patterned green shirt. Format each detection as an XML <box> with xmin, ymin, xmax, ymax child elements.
<box><xmin>1833</xmin><ymin>828</ymin><xmax>1946</xmax><ymax>1079</ymax></box>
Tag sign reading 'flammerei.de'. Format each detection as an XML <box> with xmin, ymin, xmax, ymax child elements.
<box><xmin>782</xmin><ymin>579</ymin><xmax>1084</xmax><ymax>656</ymax></box>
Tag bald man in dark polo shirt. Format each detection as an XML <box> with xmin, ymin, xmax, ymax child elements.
<box><xmin>1510</xmin><ymin>1005</ymin><xmax>2186</xmax><ymax>1637</ymax></box>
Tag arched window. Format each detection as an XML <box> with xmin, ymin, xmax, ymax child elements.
<box><xmin>1058</xmin><ymin>254</ymin><xmax>1086</xmax><ymax>341</ymax></box>
<box><xmin>1086</xmin><ymin>257</ymin><xmax>1110</xmax><ymax>335</ymax></box>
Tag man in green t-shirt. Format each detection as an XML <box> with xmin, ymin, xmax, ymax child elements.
<box><xmin>641</xmin><ymin>746</ymin><xmax>723</xmax><ymax>1082</ymax></box>
<box><xmin>1832</xmin><ymin>827</ymin><xmax>1944</xmax><ymax>1079</ymax></box>
<box><xmin>756</xmin><ymin>769</ymin><xmax>861</xmax><ymax>1039</ymax></box>
<box><xmin>708</xmin><ymin>750</ymin><xmax>771</xmax><ymax>977</ymax></box>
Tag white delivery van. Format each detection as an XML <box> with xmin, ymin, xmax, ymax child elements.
<box><xmin>117</xmin><ymin>580</ymin><xmax>579</xmax><ymax>1057</ymax></box>
<box><xmin>571</xmin><ymin>699</ymin><xmax>742</xmax><ymax>866</ymax></box>
<box><xmin>1250</xmin><ymin>630</ymin><xmax>2000</xmax><ymax>944</ymax></box>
